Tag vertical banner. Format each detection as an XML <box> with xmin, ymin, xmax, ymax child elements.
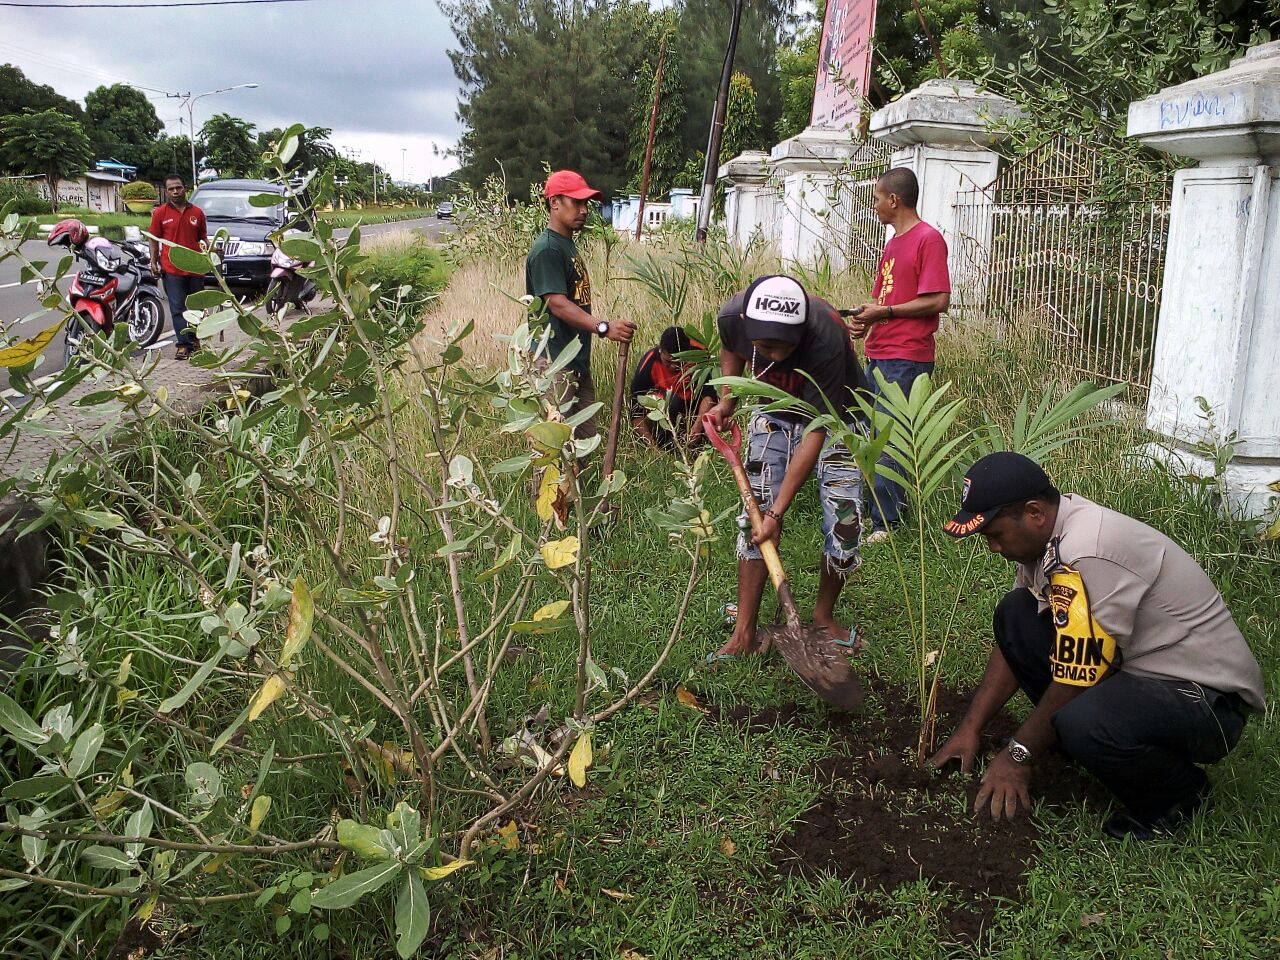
<box><xmin>810</xmin><ymin>0</ymin><xmax>878</xmax><ymax>130</ymax></box>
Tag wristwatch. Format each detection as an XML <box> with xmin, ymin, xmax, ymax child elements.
<box><xmin>1007</xmin><ymin>739</ymin><xmax>1032</xmax><ymax>764</ymax></box>
<box><xmin>595</xmin><ymin>320</ymin><xmax>610</xmax><ymax>339</ymax></box>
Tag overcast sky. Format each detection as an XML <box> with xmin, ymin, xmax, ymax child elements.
<box><xmin>0</xmin><ymin>0</ymin><xmax>463</xmax><ymax>182</ymax></box>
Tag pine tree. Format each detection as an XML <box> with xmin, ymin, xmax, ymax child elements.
<box><xmin>722</xmin><ymin>72</ymin><xmax>763</xmax><ymax>160</ymax></box>
<box><xmin>626</xmin><ymin>31</ymin><xmax>687</xmax><ymax>199</ymax></box>
<box><xmin>446</xmin><ymin>0</ymin><xmax>656</xmax><ymax>199</ymax></box>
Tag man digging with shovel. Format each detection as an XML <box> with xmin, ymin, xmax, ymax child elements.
<box><xmin>704</xmin><ymin>275</ymin><xmax>869</xmax><ymax>668</ymax></box>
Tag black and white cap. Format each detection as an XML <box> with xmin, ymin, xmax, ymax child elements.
<box><xmin>742</xmin><ymin>275</ymin><xmax>808</xmax><ymax>345</ymax></box>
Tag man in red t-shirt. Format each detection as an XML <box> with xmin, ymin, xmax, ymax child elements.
<box><xmin>149</xmin><ymin>174</ymin><xmax>208</xmax><ymax>360</ymax></box>
<box><xmin>850</xmin><ymin>167</ymin><xmax>951</xmax><ymax>538</ymax></box>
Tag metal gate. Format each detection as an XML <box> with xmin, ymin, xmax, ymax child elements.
<box><xmin>951</xmin><ymin>137</ymin><xmax>1172</xmax><ymax>393</ymax></box>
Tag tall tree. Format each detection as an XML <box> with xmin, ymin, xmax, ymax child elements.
<box><xmin>980</xmin><ymin>0</ymin><xmax>1279</xmax><ymax>170</ymax></box>
<box><xmin>446</xmin><ymin>0</ymin><xmax>656</xmax><ymax>199</ymax></box>
<box><xmin>199</xmin><ymin>113</ymin><xmax>258</xmax><ymax>178</ymax></box>
<box><xmin>83</xmin><ymin>84</ymin><xmax>163</xmax><ymax>166</ymax></box>
<box><xmin>139</xmin><ymin>134</ymin><xmax>192</xmax><ymax>184</ymax></box>
<box><xmin>871</xmin><ymin>0</ymin><xmax>1031</xmax><ymax>104</ymax></box>
<box><xmin>0</xmin><ymin>109</ymin><xmax>93</xmax><ymax>212</ymax></box>
<box><xmin>773</xmin><ymin>0</ymin><xmax>823</xmax><ymax>140</ymax></box>
<box><xmin>722</xmin><ymin>71</ymin><xmax>763</xmax><ymax>159</ymax></box>
<box><xmin>626</xmin><ymin>28</ymin><xmax>688</xmax><ymax>198</ymax></box>
<box><xmin>0</xmin><ymin>64</ymin><xmax>83</xmax><ymax>120</ymax></box>
<box><xmin>673</xmin><ymin>0</ymin><xmax>789</xmax><ymax>166</ymax></box>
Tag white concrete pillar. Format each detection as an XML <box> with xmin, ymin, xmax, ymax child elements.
<box><xmin>613</xmin><ymin>195</ymin><xmax>641</xmax><ymax>235</ymax></box>
<box><xmin>768</xmin><ymin>128</ymin><xmax>881</xmax><ymax>268</ymax></box>
<box><xmin>669</xmin><ymin>187</ymin><xmax>694</xmax><ymax>219</ymax></box>
<box><xmin>869</xmin><ymin>79</ymin><xmax>1021</xmax><ymax>307</ymax></box>
<box><xmin>718</xmin><ymin>150</ymin><xmax>772</xmax><ymax>249</ymax></box>
<box><xmin>1127</xmin><ymin>41</ymin><xmax>1280</xmax><ymax>518</ymax></box>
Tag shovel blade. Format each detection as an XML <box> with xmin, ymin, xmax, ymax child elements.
<box><xmin>761</xmin><ymin>624</ymin><xmax>865</xmax><ymax>712</ymax></box>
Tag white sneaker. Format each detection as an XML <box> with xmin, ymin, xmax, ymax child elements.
<box><xmin>864</xmin><ymin>528</ymin><xmax>891</xmax><ymax>545</ymax></box>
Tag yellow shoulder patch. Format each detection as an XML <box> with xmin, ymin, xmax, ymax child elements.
<box><xmin>1047</xmin><ymin>566</ymin><xmax>1116</xmax><ymax>687</ymax></box>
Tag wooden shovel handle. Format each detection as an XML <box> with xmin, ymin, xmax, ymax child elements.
<box><xmin>702</xmin><ymin>414</ymin><xmax>791</xmax><ymax>596</ymax></box>
<box><xmin>601</xmin><ymin>339</ymin><xmax>631</xmax><ymax>483</ymax></box>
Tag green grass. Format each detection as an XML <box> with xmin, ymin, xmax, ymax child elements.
<box><xmin>29</xmin><ymin>209</ymin><xmax>152</xmax><ymax>229</ymax></box>
<box><xmin>2</xmin><ymin>251</ymin><xmax>1277</xmax><ymax>959</ymax></box>
<box><xmin>317</xmin><ymin>207</ymin><xmax>438</xmax><ymax>228</ymax></box>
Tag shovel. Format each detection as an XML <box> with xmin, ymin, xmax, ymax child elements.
<box><xmin>703</xmin><ymin>414</ymin><xmax>865</xmax><ymax>712</ymax></box>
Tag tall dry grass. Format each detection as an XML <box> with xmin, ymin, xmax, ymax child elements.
<box><xmin>418</xmin><ymin>255</ymin><xmax>526</xmax><ymax>370</ymax></box>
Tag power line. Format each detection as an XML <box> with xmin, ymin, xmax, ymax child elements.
<box><xmin>0</xmin><ymin>0</ymin><xmax>325</xmax><ymax>7</ymax></box>
<box><xmin>0</xmin><ymin>39</ymin><xmax>167</xmax><ymax>92</ymax></box>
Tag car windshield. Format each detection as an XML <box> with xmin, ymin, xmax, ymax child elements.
<box><xmin>193</xmin><ymin>190</ymin><xmax>284</xmax><ymax>222</ymax></box>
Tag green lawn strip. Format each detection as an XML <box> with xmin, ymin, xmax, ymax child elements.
<box><xmin>317</xmin><ymin>207</ymin><xmax>437</xmax><ymax>228</ymax></box>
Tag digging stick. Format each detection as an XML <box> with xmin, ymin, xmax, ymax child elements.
<box><xmin>600</xmin><ymin>339</ymin><xmax>629</xmax><ymax>494</ymax></box>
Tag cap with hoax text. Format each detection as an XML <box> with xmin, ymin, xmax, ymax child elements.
<box><xmin>543</xmin><ymin>170</ymin><xmax>602</xmax><ymax>201</ymax></box>
<box><xmin>944</xmin><ymin>452</ymin><xmax>1054</xmax><ymax>537</ymax></box>
<box><xmin>742</xmin><ymin>275</ymin><xmax>809</xmax><ymax>345</ymax></box>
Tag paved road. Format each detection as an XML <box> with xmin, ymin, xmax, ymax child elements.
<box><xmin>1</xmin><ymin>216</ymin><xmax>450</xmax><ymax>401</ymax></box>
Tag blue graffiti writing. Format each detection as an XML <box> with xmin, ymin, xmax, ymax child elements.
<box><xmin>1158</xmin><ymin>91</ymin><xmax>1240</xmax><ymax>129</ymax></box>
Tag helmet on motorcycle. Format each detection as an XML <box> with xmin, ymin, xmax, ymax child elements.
<box><xmin>48</xmin><ymin>218</ymin><xmax>90</xmax><ymax>249</ymax></box>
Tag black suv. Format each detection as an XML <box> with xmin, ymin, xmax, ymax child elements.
<box><xmin>190</xmin><ymin>178</ymin><xmax>287</xmax><ymax>289</ymax></box>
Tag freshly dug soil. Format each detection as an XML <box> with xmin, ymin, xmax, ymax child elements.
<box><xmin>716</xmin><ymin>679</ymin><xmax>1104</xmax><ymax>942</ymax></box>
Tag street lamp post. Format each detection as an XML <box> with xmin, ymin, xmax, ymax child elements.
<box><xmin>166</xmin><ymin>83</ymin><xmax>259</xmax><ymax>185</ymax></box>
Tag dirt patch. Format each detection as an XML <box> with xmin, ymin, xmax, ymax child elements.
<box><xmin>717</xmin><ymin>679</ymin><xmax>1105</xmax><ymax>942</ymax></box>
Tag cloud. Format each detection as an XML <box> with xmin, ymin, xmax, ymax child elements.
<box><xmin>0</xmin><ymin>0</ymin><xmax>462</xmax><ymax>180</ymax></box>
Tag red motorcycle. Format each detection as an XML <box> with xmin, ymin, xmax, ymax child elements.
<box><xmin>47</xmin><ymin>219</ymin><xmax>165</xmax><ymax>364</ymax></box>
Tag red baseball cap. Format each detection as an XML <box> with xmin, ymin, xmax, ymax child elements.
<box><xmin>543</xmin><ymin>170</ymin><xmax>601</xmax><ymax>200</ymax></box>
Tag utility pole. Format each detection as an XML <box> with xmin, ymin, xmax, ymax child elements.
<box><xmin>695</xmin><ymin>0</ymin><xmax>744</xmax><ymax>244</ymax></box>
<box><xmin>633</xmin><ymin>36</ymin><xmax>667</xmax><ymax>243</ymax></box>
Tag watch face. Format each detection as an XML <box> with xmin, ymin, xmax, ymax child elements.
<box><xmin>596</xmin><ymin>321</ymin><xmax>609</xmax><ymax>337</ymax></box>
<box><xmin>1008</xmin><ymin>741</ymin><xmax>1031</xmax><ymax>764</ymax></box>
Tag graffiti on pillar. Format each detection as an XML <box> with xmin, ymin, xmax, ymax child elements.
<box><xmin>810</xmin><ymin>0</ymin><xmax>877</xmax><ymax>130</ymax></box>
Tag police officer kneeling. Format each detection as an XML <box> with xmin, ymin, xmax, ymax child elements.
<box><xmin>930</xmin><ymin>453</ymin><xmax>1265</xmax><ymax>840</ymax></box>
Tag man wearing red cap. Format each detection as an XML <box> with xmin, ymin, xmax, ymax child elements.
<box><xmin>525</xmin><ymin>170</ymin><xmax>635</xmax><ymax>441</ymax></box>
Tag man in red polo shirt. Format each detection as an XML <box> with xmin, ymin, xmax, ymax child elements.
<box><xmin>149</xmin><ymin>173</ymin><xmax>208</xmax><ymax>360</ymax></box>
<box><xmin>850</xmin><ymin>167</ymin><xmax>951</xmax><ymax>540</ymax></box>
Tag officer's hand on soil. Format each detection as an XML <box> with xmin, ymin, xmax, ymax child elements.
<box><xmin>752</xmin><ymin>513</ymin><xmax>781</xmax><ymax>546</ymax></box>
<box><xmin>974</xmin><ymin>751</ymin><xmax>1032</xmax><ymax>822</ymax></box>
<box><xmin>606</xmin><ymin>319</ymin><xmax>636</xmax><ymax>343</ymax></box>
<box><xmin>928</xmin><ymin>728</ymin><xmax>981</xmax><ymax>774</ymax></box>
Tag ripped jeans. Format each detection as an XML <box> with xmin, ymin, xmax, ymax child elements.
<box><xmin>736</xmin><ymin>413</ymin><xmax>864</xmax><ymax>576</ymax></box>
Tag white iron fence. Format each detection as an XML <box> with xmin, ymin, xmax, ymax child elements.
<box><xmin>951</xmin><ymin>138</ymin><xmax>1172</xmax><ymax>393</ymax></box>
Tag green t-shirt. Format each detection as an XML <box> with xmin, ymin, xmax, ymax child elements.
<box><xmin>525</xmin><ymin>227</ymin><xmax>593</xmax><ymax>377</ymax></box>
